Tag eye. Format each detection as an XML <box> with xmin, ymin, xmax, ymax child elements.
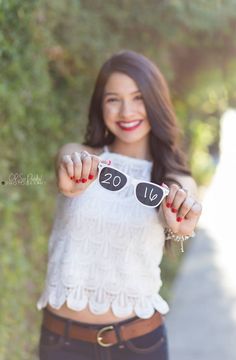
<box><xmin>134</xmin><ymin>95</ymin><xmax>143</xmax><ymax>101</ymax></box>
<box><xmin>107</xmin><ymin>98</ymin><xmax>119</xmax><ymax>103</ymax></box>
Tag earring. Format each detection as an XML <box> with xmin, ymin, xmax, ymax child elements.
<box><xmin>105</xmin><ymin>128</ymin><xmax>109</xmax><ymax>138</ymax></box>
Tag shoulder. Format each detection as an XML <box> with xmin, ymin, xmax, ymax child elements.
<box><xmin>164</xmin><ymin>173</ymin><xmax>198</xmax><ymax>197</ymax></box>
<box><xmin>57</xmin><ymin>143</ymin><xmax>104</xmax><ymax>156</ymax></box>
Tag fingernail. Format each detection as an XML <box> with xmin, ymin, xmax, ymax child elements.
<box><xmin>70</xmin><ymin>176</ymin><xmax>73</xmax><ymax>180</ymax></box>
<box><xmin>166</xmin><ymin>202</ymin><xmax>172</xmax><ymax>208</ymax></box>
<box><xmin>107</xmin><ymin>160</ymin><xmax>112</xmax><ymax>165</ymax></box>
<box><xmin>75</xmin><ymin>179</ymin><xmax>80</xmax><ymax>183</ymax></box>
<box><xmin>88</xmin><ymin>174</ymin><xmax>94</xmax><ymax>180</ymax></box>
<box><xmin>82</xmin><ymin>178</ymin><xmax>87</xmax><ymax>183</ymax></box>
<box><xmin>171</xmin><ymin>208</ymin><xmax>178</xmax><ymax>213</ymax></box>
<box><xmin>162</xmin><ymin>182</ymin><xmax>168</xmax><ymax>188</ymax></box>
<box><xmin>177</xmin><ymin>217</ymin><xmax>183</xmax><ymax>222</ymax></box>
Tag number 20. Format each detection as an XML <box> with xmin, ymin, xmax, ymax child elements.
<box><xmin>101</xmin><ymin>173</ymin><xmax>121</xmax><ymax>187</ymax></box>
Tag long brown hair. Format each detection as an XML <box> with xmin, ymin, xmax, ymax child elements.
<box><xmin>84</xmin><ymin>49</ymin><xmax>191</xmax><ymax>182</ymax></box>
<box><xmin>84</xmin><ymin>50</ymin><xmax>191</xmax><ymax>250</ymax></box>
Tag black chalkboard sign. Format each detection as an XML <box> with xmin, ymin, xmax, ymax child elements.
<box><xmin>99</xmin><ymin>166</ymin><xmax>127</xmax><ymax>191</ymax></box>
<box><xmin>135</xmin><ymin>182</ymin><xmax>165</xmax><ymax>207</ymax></box>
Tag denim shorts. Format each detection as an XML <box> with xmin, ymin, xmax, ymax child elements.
<box><xmin>38</xmin><ymin>311</ymin><xmax>169</xmax><ymax>360</ymax></box>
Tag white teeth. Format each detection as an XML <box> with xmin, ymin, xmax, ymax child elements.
<box><xmin>118</xmin><ymin>121</ymin><xmax>141</xmax><ymax>128</ymax></box>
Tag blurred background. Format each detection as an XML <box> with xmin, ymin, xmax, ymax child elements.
<box><xmin>1</xmin><ymin>0</ymin><xmax>236</xmax><ymax>359</ymax></box>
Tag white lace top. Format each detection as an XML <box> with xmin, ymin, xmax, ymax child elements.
<box><xmin>37</xmin><ymin>146</ymin><xmax>169</xmax><ymax>319</ymax></box>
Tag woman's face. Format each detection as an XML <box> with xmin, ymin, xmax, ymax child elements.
<box><xmin>102</xmin><ymin>72</ymin><xmax>151</xmax><ymax>145</ymax></box>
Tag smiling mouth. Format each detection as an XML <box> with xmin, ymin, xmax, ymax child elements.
<box><xmin>117</xmin><ymin>120</ymin><xmax>143</xmax><ymax>131</ymax></box>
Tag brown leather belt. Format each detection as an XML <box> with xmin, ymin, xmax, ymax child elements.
<box><xmin>42</xmin><ymin>309</ymin><xmax>164</xmax><ymax>347</ymax></box>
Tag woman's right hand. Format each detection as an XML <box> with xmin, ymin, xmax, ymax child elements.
<box><xmin>56</xmin><ymin>151</ymin><xmax>110</xmax><ymax>197</ymax></box>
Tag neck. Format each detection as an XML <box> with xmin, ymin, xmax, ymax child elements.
<box><xmin>109</xmin><ymin>139</ymin><xmax>152</xmax><ymax>161</ymax></box>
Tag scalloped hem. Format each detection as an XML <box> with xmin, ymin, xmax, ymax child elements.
<box><xmin>36</xmin><ymin>287</ymin><xmax>169</xmax><ymax>319</ymax></box>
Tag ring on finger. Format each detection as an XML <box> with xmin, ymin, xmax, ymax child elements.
<box><xmin>80</xmin><ymin>150</ymin><xmax>90</xmax><ymax>161</ymax></box>
<box><xmin>181</xmin><ymin>199</ymin><xmax>196</xmax><ymax>220</ymax></box>
<box><xmin>72</xmin><ymin>152</ymin><xmax>82</xmax><ymax>164</ymax></box>
<box><xmin>62</xmin><ymin>155</ymin><xmax>72</xmax><ymax>164</ymax></box>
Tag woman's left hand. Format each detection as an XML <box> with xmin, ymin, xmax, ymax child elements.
<box><xmin>161</xmin><ymin>183</ymin><xmax>202</xmax><ymax>236</ymax></box>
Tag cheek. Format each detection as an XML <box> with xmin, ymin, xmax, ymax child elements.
<box><xmin>103</xmin><ymin>105</ymin><xmax>119</xmax><ymax>119</ymax></box>
<box><xmin>138</xmin><ymin>103</ymin><xmax>147</xmax><ymax>115</ymax></box>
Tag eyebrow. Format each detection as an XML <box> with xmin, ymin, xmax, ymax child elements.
<box><xmin>103</xmin><ymin>90</ymin><xmax>141</xmax><ymax>97</ymax></box>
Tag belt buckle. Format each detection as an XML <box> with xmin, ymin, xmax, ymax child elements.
<box><xmin>97</xmin><ymin>325</ymin><xmax>115</xmax><ymax>347</ymax></box>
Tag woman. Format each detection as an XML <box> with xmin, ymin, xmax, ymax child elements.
<box><xmin>37</xmin><ymin>50</ymin><xmax>202</xmax><ymax>360</ymax></box>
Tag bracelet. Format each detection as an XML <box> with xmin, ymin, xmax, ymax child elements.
<box><xmin>164</xmin><ymin>228</ymin><xmax>195</xmax><ymax>253</ymax></box>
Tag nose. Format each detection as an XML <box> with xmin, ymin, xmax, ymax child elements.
<box><xmin>119</xmin><ymin>100</ymin><xmax>135</xmax><ymax>118</ymax></box>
